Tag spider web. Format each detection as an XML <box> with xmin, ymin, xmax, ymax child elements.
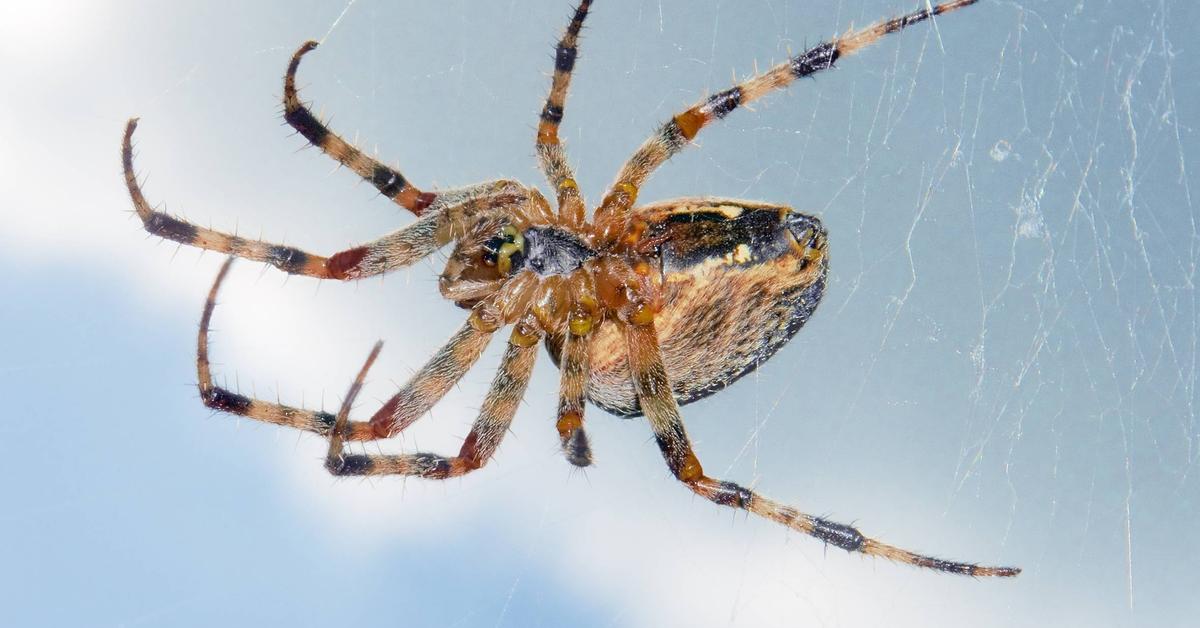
<box><xmin>687</xmin><ymin>0</ymin><xmax>1198</xmax><ymax>622</ymax></box>
<box><xmin>171</xmin><ymin>0</ymin><xmax>1200</xmax><ymax>624</ymax></box>
<box><xmin>303</xmin><ymin>1</ymin><xmax>1196</xmax><ymax>623</ymax></box>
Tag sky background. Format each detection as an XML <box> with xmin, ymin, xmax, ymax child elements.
<box><xmin>2</xmin><ymin>0</ymin><xmax>1197</xmax><ymax>626</ymax></box>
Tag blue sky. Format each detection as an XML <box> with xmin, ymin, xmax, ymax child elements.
<box><xmin>2</xmin><ymin>1</ymin><xmax>1198</xmax><ymax>626</ymax></box>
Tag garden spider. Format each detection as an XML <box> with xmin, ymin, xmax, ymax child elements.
<box><xmin>122</xmin><ymin>0</ymin><xmax>1019</xmax><ymax>577</ymax></box>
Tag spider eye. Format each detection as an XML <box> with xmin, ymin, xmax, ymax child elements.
<box><xmin>481</xmin><ymin>225</ymin><xmax>525</xmax><ymax>275</ymax></box>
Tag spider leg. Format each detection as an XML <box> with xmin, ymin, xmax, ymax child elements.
<box><xmin>364</xmin><ymin>314</ymin><xmax>497</xmax><ymax>438</ymax></box>
<box><xmin>622</xmin><ymin>321</ymin><xmax>1020</xmax><ymax>578</ymax></box>
<box><xmin>123</xmin><ymin>120</ymin><xmax>525</xmax><ymax>279</ymax></box>
<box><xmin>283</xmin><ymin>41</ymin><xmax>532</xmax><ymax>217</ymax></box>
<box><xmin>197</xmin><ymin>258</ymin><xmax>383</xmax><ymax>441</ymax></box>
<box><xmin>535</xmin><ymin>0</ymin><xmax>591</xmax><ymax>226</ymax></box>
<box><xmin>596</xmin><ymin>0</ymin><xmax>979</xmax><ymax>233</ymax></box>
<box><xmin>326</xmin><ymin>325</ymin><xmax>540</xmax><ymax>478</ymax></box>
<box><xmin>556</xmin><ymin>329</ymin><xmax>593</xmax><ymax>467</ymax></box>
<box><xmin>199</xmin><ymin>259</ymin><xmax>503</xmax><ymax>445</ymax></box>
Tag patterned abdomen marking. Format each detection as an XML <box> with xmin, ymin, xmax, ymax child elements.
<box><xmin>558</xmin><ymin>199</ymin><xmax>828</xmax><ymax>416</ymax></box>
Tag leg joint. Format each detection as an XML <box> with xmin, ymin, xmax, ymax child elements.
<box><xmin>705</xmin><ymin>480</ymin><xmax>754</xmax><ymax>509</ymax></box>
<box><xmin>702</xmin><ymin>87</ymin><xmax>742</xmax><ymax>119</ymax></box>
<box><xmin>555</xmin><ymin>44</ymin><xmax>577</xmax><ymax>73</ymax></box>
<box><xmin>541</xmin><ymin>103</ymin><xmax>565</xmax><ymax>124</ymax></box>
<box><xmin>266</xmin><ymin>245</ymin><xmax>310</xmax><ymax>274</ymax></box>
<box><xmin>201</xmin><ymin>386</ymin><xmax>252</xmax><ymax>414</ymax></box>
<box><xmin>283</xmin><ymin>106</ymin><xmax>329</xmax><ymax>146</ymax></box>
<box><xmin>790</xmin><ymin>42</ymin><xmax>839</xmax><ymax>79</ymax></box>
<box><xmin>326</xmin><ymin>246</ymin><xmax>369</xmax><ymax>279</ymax></box>
<box><xmin>326</xmin><ymin>453</ymin><xmax>375</xmax><ymax>476</ymax></box>
<box><xmin>371</xmin><ymin>164</ymin><xmax>406</xmax><ymax>198</ymax></box>
<box><xmin>811</xmin><ymin>517</ymin><xmax>865</xmax><ymax>551</ymax></box>
<box><xmin>414</xmin><ymin>453</ymin><xmax>454</xmax><ymax>479</ymax></box>
<box><xmin>144</xmin><ymin>212</ymin><xmax>198</xmax><ymax>243</ymax></box>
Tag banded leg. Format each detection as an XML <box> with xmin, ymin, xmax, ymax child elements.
<box><xmin>326</xmin><ymin>326</ymin><xmax>540</xmax><ymax>478</ymax></box>
<box><xmin>197</xmin><ymin>258</ymin><xmax>382</xmax><ymax>441</ymax></box>
<box><xmin>285</xmin><ymin>41</ymin><xmax>436</xmax><ymax>215</ymax></box>
<box><xmin>598</xmin><ymin>0</ymin><xmax>979</xmax><ymax>231</ymax></box>
<box><xmin>286</xmin><ymin>43</ymin><xmax>534</xmax><ymax>220</ymax></box>
<box><xmin>365</xmin><ymin>316</ymin><xmax>497</xmax><ymax>438</ymax></box>
<box><xmin>556</xmin><ymin>330</ymin><xmax>593</xmax><ymax>467</ymax></box>
<box><xmin>623</xmin><ymin>321</ymin><xmax>1020</xmax><ymax>577</ymax></box>
<box><xmin>535</xmin><ymin>0</ymin><xmax>592</xmax><ymax>226</ymax></box>
<box><xmin>124</xmin><ymin>119</ymin><xmax>445</xmax><ymax>279</ymax></box>
<box><xmin>124</xmin><ymin>120</ymin><xmax>529</xmax><ymax>279</ymax></box>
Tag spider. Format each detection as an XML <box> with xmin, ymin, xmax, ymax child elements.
<box><xmin>122</xmin><ymin>0</ymin><xmax>1018</xmax><ymax>577</ymax></box>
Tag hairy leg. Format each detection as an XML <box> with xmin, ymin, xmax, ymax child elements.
<box><xmin>124</xmin><ymin>120</ymin><xmax>527</xmax><ymax>279</ymax></box>
<box><xmin>283</xmin><ymin>41</ymin><xmax>438</xmax><ymax>215</ymax></box>
<box><xmin>556</xmin><ymin>330</ymin><xmax>593</xmax><ymax>467</ymax></box>
<box><xmin>285</xmin><ymin>42</ymin><xmax>532</xmax><ymax>219</ymax></box>
<box><xmin>623</xmin><ymin>320</ymin><xmax>1019</xmax><ymax>577</ymax></box>
<box><xmin>196</xmin><ymin>258</ymin><xmax>382</xmax><ymax>440</ymax></box>
<box><xmin>326</xmin><ymin>326</ymin><xmax>540</xmax><ymax>478</ymax></box>
<box><xmin>535</xmin><ymin>0</ymin><xmax>592</xmax><ymax>226</ymax></box>
<box><xmin>197</xmin><ymin>258</ymin><xmax>505</xmax><ymax>446</ymax></box>
<box><xmin>365</xmin><ymin>317</ymin><xmax>497</xmax><ymax>438</ymax></box>
<box><xmin>597</xmin><ymin>0</ymin><xmax>979</xmax><ymax>234</ymax></box>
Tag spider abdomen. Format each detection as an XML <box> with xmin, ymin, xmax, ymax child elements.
<box><xmin>552</xmin><ymin>198</ymin><xmax>829</xmax><ymax>417</ymax></box>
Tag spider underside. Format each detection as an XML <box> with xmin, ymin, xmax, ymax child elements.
<box><xmin>123</xmin><ymin>0</ymin><xmax>1018</xmax><ymax>577</ymax></box>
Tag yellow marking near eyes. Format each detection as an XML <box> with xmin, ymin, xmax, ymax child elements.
<box><xmin>496</xmin><ymin>242</ymin><xmax>522</xmax><ymax>275</ymax></box>
<box><xmin>501</xmin><ymin>225</ymin><xmax>524</xmax><ymax>249</ymax></box>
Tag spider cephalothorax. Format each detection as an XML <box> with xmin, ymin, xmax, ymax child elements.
<box><xmin>123</xmin><ymin>0</ymin><xmax>1018</xmax><ymax>577</ymax></box>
